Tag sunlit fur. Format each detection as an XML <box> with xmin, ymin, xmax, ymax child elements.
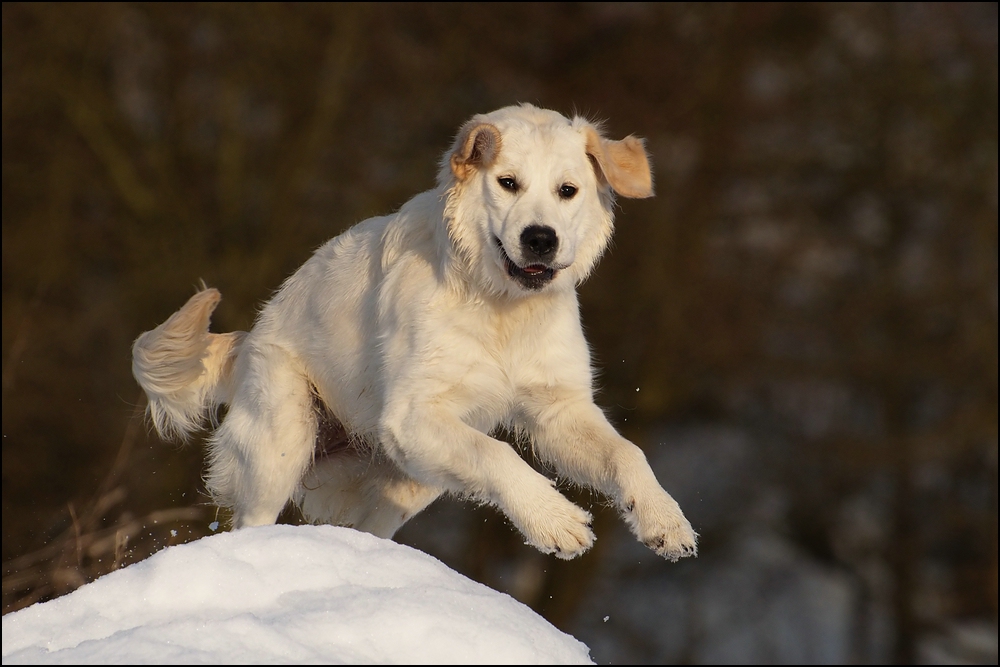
<box><xmin>132</xmin><ymin>104</ymin><xmax>697</xmax><ymax>561</ymax></box>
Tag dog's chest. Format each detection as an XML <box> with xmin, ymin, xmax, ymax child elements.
<box><xmin>427</xmin><ymin>300</ymin><xmax>578</xmax><ymax>420</ymax></box>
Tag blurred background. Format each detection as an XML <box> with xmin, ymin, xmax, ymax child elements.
<box><xmin>2</xmin><ymin>3</ymin><xmax>996</xmax><ymax>663</ymax></box>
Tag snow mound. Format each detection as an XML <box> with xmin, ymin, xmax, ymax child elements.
<box><xmin>2</xmin><ymin>524</ymin><xmax>593</xmax><ymax>665</ymax></box>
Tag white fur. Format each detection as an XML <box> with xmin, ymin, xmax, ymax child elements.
<box><xmin>132</xmin><ymin>104</ymin><xmax>697</xmax><ymax>561</ymax></box>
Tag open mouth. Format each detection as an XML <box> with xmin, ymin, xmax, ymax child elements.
<box><xmin>494</xmin><ymin>236</ymin><xmax>556</xmax><ymax>290</ymax></box>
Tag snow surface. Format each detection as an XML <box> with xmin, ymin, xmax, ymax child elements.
<box><xmin>1</xmin><ymin>524</ymin><xmax>594</xmax><ymax>665</ymax></box>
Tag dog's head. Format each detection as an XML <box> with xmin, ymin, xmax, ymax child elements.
<box><xmin>439</xmin><ymin>104</ymin><xmax>653</xmax><ymax>298</ymax></box>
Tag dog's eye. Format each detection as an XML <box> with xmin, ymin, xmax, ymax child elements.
<box><xmin>559</xmin><ymin>184</ymin><xmax>578</xmax><ymax>200</ymax></box>
<box><xmin>497</xmin><ymin>177</ymin><xmax>519</xmax><ymax>193</ymax></box>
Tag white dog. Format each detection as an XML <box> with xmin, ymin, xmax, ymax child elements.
<box><xmin>132</xmin><ymin>103</ymin><xmax>697</xmax><ymax>561</ymax></box>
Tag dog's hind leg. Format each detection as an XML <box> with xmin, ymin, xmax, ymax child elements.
<box><xmin>206</xmin><ymin>341</ymin><xmax>316</xmax><ymax>528</ymax></box>
<box><xmin>298</xmin><ymin>453</ymin><xmax>442</xmax><ymax>538</ymax></box>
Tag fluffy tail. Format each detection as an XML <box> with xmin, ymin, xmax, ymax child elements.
<box><xmin>132</xmin><ymin>288</ymin><xmax>246</xmax><ymax>440</ymax></box>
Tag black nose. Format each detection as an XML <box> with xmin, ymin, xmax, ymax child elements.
<box><xmin>520</xmin><ymin>225</ymin><xmax>558</xmax><ymax>260</ymax></box>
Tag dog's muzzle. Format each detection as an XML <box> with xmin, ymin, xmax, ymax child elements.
<box><xmin>494</xmin><ymin>234</ymin><xmax>558</xmax><ymax>290</ymax></box>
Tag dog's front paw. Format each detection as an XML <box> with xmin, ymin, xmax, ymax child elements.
<box><xmin>642</xmin><ymin>517</ymin><xmax>698</xmax><ymax>562</ymax></box>
<box><xmin>517</xmin><ymin>495</ymin><xmax>595</xmax><ymax>560</ymax></box>
<box><xmin>624</xmin><ymin>493</ymin><xmax>698</xmax><ymax>562</ymax></box>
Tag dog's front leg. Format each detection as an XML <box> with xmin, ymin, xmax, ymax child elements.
<box><xmin>379</xmin><ymin>405</ymin><xmax>596</xmax><ymax>559</ymax></box>
<box><xmin>523</xmin><ymin>389</ymin><xmax>698</xmax><ymax>561</ymax></box>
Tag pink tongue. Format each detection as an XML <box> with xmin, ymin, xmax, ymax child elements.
<box><xmin>523</xmin><ymin>265</ymin><xmax>547</xmax><ymax>275</ymax></box>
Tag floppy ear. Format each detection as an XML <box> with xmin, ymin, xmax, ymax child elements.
<box><xmin>583</xmin><ymin>126</ymin><xmax>654</xmax><ymax>199</ymax></box>
<box><xmin>449</xmin><ymin>121</ymin><xmax>503</xmax><ymax>181</ymax></box>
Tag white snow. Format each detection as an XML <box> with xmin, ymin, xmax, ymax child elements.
<box><xmin>1</xmin><ymin>524</ymin><xmax>594</xmax><ymax>665</ymax></box>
